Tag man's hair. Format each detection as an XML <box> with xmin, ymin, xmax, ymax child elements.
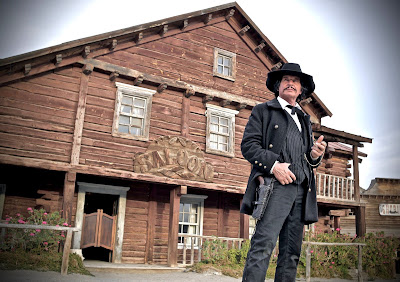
<box><xmin>273</xmin><ymin>79</ymin><xmax>308</xmax><ymax>102</ymax></box>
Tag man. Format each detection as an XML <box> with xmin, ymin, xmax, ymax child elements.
<box><xmin>241</xmin><ymin>63</ymin><xmax>326</xmax><ymax>282</ymax></box>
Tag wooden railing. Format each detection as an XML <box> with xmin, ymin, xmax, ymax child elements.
<box><xmin>0</xmin><ymin>223</ymin><xmax>80</xmax><ymax>275</ymax></box>
<box><xmin>304</xmin><ymin>241</ymin><xmax>366</xmax><ymax>282</ymax></box>
<box><xmin>177</xmin><ymin>233</ymin><xmax>245</xmax><ymax>266</ymax></box>
<box><xmin>316</xmin><ymin>173</ymin><xmax>355</xmax><ymax>201</ymax></box>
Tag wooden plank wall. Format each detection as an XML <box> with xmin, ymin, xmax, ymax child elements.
<box><xmin>0</xmin><ymin>67</ymin><xmax>80</xmax><ymax>163</ymax></box>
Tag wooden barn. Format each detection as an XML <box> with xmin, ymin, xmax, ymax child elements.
<box><xmin>0</xmin><ymin>2</ymin><xmax>372</xmax><ymax>266</ymax></box>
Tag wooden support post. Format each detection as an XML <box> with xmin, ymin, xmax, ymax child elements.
<box><xmin>109</xmin><ymin>39</ymin><xmax>117</xmax><ymax>51</ymax></box>
<box><xmin>62</xmin><ymin>172</ymin><xmax>76</xmax><ymax>224</ymax></box>
<box><xmin>204</xmin><ymin>14</ymin><xmax>212</xmax><ymax>24</ymax></box>
<box><xmin>145</xmin><ymin>185</ymin><xmax>157</xmax><ymax>264</ymax></box>
<box><xmin>24</xmin><ymin>64</ymin><xmax>31</xmax><ymax>75</ymax></box>
<box><xmin>135</xmin><ymin>32</ymin><xmax>143</xmax><ymax>43</ymax></box>
<box><xmin>236</xmin><ymin>103</ymin><xmax>247</xmax><ymax>111</ymax></box>
<box><xmin>159</xmin><ymin>25</ymin><xmax>168</xmax><ymax>36</ymax></box>
<box><xmin>0</xmin><ymin>184</ymin><xmax>6</xmax><ymax>220</ymax></box>
<box><xmin>184</xmin><ymin>88</ymin><xmax>194</xmax><ymax>98</ymax></box>
<box><xmin>355</xmin><ymin>206</ymin><xmax>366</xmax><ymax>237</ymax></box>
<box><xmin>255</xmin><ymin>42</ymin><xmax>266</xmax><ymax>53</ymax></box>
<box><xmin>133</xmin><ymin>74</ymin><xmax>144</xmax><ymax>86</ymax></box>
<box><xmin>358</xmin><ymin>244</ymin><xmax>363</xmax><ymax>282</ymax></box>
<box><xmin>239</xmin><ymin>199</ymin><xmax>249</xmax><ymax>239</ymax></box>
<box><xmin>225</xmin><ymin>9</ymin><xmax>235</xmax><ymax>20</ymax></box>
<box><xmin>220</xmin><ymin>100</ymin><xmax>231</xmax><ymax>107</ymax></box>
<box><xmin>167</xmin><ymin>186</ymin><xmax>181</xmax><ymax>267</ymax></box>
<box><xmin>202</xmin><ymin>95</ymin><xmax>213</xmax><ymax>104</ymax></box>
<box><xmin>109</xmin><ymin>71</ymin><xmax>119</xmax><ymax>81</ymax></box>
<box><xmin>217</xmin><ymin>193</ymin><xmax>225</xmax><ymax>237</ymax></box>
<box><xmin>353</xmin><ymin>145</ymin><xmax>360</xmax><ymax>202</ymax></box>
<box><xmin>61</xmin><ymin>229</ymin><xmax>73</xmax><ymax>275</ymax></box>
<box><xmin>55</xmin><ymin>54</ymin><xmax>62</xmax><ymax>65</ymax></box>
<box><xmin>71</xmin><ymin>67</ymin><xmax>91</xmax><ymax>165</ymax></box>
<box><xmin>333</xmin><ymin>216</ymin><xmax>340</xmax><ymax>232</ymax></box>
<box><xmin>157</xmin><ymin>83</ymin><xmax>167</xmax><ymax>93</ymax></box>
<box><xmin>306</xmin><ymin>243</ymin><xmax>311</xmax><ymax>282</ymax></box>
<box><xmin>181</xmin><ymin>95</ymin><xmax>190</xmax><ymax>138</ymax></box>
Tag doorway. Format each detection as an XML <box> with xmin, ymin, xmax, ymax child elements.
<box><xmin>81</xmin><ymin>192</ymin><xmax>118</xmax><ymax>262</ymax></box>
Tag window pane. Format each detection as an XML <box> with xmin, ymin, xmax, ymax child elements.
<box><xmin>210</xmin><ymin>124</ymin><xmax>218</xmax><ymax>132</ymax></box>
<box><xmin>191</xmin><ymin>204</ymin><xmax>198</xmax><ymax>213</ymax></box>
<box><xmin>218</xmin><ymin>56</ymin><xmax>223</xmax><ymax>64</ymax></box>
<box><xmin>130</xmin><ymin>127</ymin><xmax>141</xmax><ymax>136</ymax></box>
<box><xmin>223</xmin><ymin>57</ymin><xmax>231</xmax><ymax>66</ymax></box>
<box><xmin>218</xmin><ymin>65</ymin><xmax>223</xmax><ymax>74</ymax></box>
<box><xmin>220</xmin><ymin>118</ymin><xmax>228</xmax><ymax>126</ymax></box>
<box><xmin>119</xmin><ymin>115</ymin><xmax>130</xmax><ymax>125</ymax></box>
<box><xmin>122</xmin><ymin>96</ymin><xmax>133</xmax><ymax>105</ymax></box>
<box><xmin>210</xmin><ymin>141</ymin><xmax>218</xmax><ymax>149</ymax></box>
<box><xmin>219</xmin><ymin>144</ymin><xmax>228</xmax><ymax>151</ymax></box>
<box><xmin>189</xmin><ymin>214</ymin><xmax>197</xmax><ymax>223</ymax></box>
<box><xmin>183</xmin><ymin>214</ymin><xmax>189</xmax><ymax>223</ymax></box>
<box><xmin>189</xmin><ymin>225</ymin><xmax>197</xmax><ymax>234</ymax></box>
<box><xmin>131</xmin><ymin>117</ymin><xmax>142</xmax><ymax>127</ymax></box>
<box><xmin>183</xmin><ymin>225</ymin><xmax>188</xmax><ymax>233</ymax></box>
<box><xmin>180</xmin><ymin>203</ymin><xmax>183</xmax><ymax>212</ymax></box>
<box><xmin>118</xmin><ymin>125</ymin><xmax>129</xmax><ymax>133</ymax></box>
<box><xmin>223</xmin><ymin>67</ymin><xmax>230</xmax><ymax>76</ymax></box>
<box><xmin>220</xmin><ymin>125</ymin><xmax>228</xmax><ymax>134</ymax></box>
<box><xmin>210</xmin><ymin>134</ymin><xmax>218</xmax><ymax>142</ymax></box>
<box><xmin>211</xmin><ymin>116</ymin><xmax>219</xmax><ymax>124</ymax></box>
<box><xmin>219</xmin><ymin>135</ymin><xmax>228</xmax><ymax>144</ymax></box>
<box><xmin>184</xmin><ymin>204</ymin><xmax>190</xmax><ymax>213</ymax></box>
<box><xmin>134</xmin><ymin>98</ymin><xmax>146</xmax><ymax>108</ymax></box>
<box><xmin>122</xmin><ymin>105</ymin><xmax>132</xmax><ymax>114</ymax></box>
<box><xmin>133</xmin><ymin>107</ymin><xmax>144</xmax><ymax>116</ymax></box>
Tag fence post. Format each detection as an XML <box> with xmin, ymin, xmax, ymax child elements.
<box><xmin>358</xmin><ymin>244</ymin><xmax>363</xmax><ymax>282</ymax></box>
<box><xmin>191</xmin><ymin>237</ymin><xmax>195</xmax><ymax>265</ymax></box>
<box><xmin>61</xmin><ymin>229</ymin><xmax>73</xmax><ymax>275</ymax></box>
<box><xmin>182</xmin><ymin>236</ymin><xmax>187</xmax><ymax>266</ymax></box>
<box><xmin>306</xmin><ymin>243</ymin><xmax>311</xmax><ymax>282</ymax></box>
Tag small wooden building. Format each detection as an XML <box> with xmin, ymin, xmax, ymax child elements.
<box><xmin>340</xmin><ymin>178</ymin><xmax>400</xmax><ymax>237</ymax></box>
<box><xmin>0</xmin><ymin>2</ymin><xmax>372</xmax><ymax>266</ymax></box>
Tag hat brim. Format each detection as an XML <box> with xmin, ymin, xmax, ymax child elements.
<box><xmin>266</xmin><ymin>69</ymin><xmax>315</xmax><ymax>97</ymax></box>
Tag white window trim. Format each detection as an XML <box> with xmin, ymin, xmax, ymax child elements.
<box><xmin>205</xmin><ymin>104</ymin><xmax>238</xmax><ymax>158</ymax></box>
<box><xmin>178</xmin><ymin>194</ymin><xmax>208</xmax><ymax>249</ymax></box>
<box><xmin>213</xmin><ymin>48</ymin><xmax>236</xmax><ymax>81</ymax></box>
<box><xmin>112</xmin><ymin>82</ymin><xmax>156</xmax><ymax>141</ymax></box>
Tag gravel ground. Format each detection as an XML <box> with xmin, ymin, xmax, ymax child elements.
<box><xmin>1</xmin><ymin>269</ymin><xmax>400</xmax><ymax>282</ymax></box>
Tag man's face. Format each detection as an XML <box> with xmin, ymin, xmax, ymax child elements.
<box><xmin>278</xmin><ymin>75</ymin><xmax>302</xmax><ymax>103</ymax></box>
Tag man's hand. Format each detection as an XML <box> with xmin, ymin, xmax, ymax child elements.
<box><xmin>311</xmin><ymin>135</ymin><xmax>327</xmax><ymax>159</ymax></box>
<box><xmin>272</xmin><ymin>163</ymin><xmax>296</xmax><ymax>185</ymax></box>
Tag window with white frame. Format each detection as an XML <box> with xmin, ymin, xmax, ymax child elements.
<box><xmin>206</xmin><ymin>104</ymin><xmax>238</xmax><ymax>157</ymax></box>
<box><xmin>178</xmin><ymin>194</ymin><xmax>207</xmax><ymax>248</ymax></box>
<box><xmin>112</xmin><ymin>82</ymin><xmax>156</xmax><ymax>141</ymax></box>
<box><xmin>213</xmin><ymin>48</ymin><xmax>236</xmax><ymax>81</ymax></box>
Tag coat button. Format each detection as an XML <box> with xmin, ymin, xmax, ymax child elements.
<box><xmin>309</xmin><ymin>188</ymin><xmax>311</xmax><ymax>192</ymax></box>
<box><xmin>255</xmin><ymin>160</ymin><xmax>258</xmax><ymax>164</ymax></box>
<box><xmin>264</xmin><ymin>166</ymin><xmax>267</xmax><ymax>169</ymax></box>
<box><xmin>274</xmin><ymin>124</ymin><xmax>279</xmax><ymax>129</ymax></box>
<box><xmin>269</xmin><ymin>144</ymin><xmax>273</xmax><ymax>149</ymax></box>
<box><xmin>259</xmin><ymin>163</ymin><xmax>262</xmax><ymax>166</ymax></box>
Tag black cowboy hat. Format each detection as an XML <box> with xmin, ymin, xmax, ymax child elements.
<box><xmin>266</xmin><ymin>63</ymin><xmax>315</xmax><ymax>97</ymax></box>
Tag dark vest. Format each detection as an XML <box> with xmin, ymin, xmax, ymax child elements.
<box><xmin>277</xmin><ymin>112</ymin><xmax>311</xmax><ymax>185</ymax></box>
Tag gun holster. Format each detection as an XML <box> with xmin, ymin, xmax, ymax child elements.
<box><xmin>252</xmin><ymin>176</ymin><xmax>274</xmax><ymax>220</ymax></box>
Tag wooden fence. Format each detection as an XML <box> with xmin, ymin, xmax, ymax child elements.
<box><xmin>304</xmin><ymin>241</ymin><xmax>366</xmax><ymax>282</ymax></box>
<box><xmin>0</xmin><ymin>223</ymin><xmax>80</xmax><ymax>275</ymax></box>
<box><xmin>178</xmin><ymin>233</ymin><xmax>244</xmax><ymax>266</ymax></box>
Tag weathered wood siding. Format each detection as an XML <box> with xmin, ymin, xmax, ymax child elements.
<box><xmin>0</xmin><ymin>67</ymin><xmax>80</xmax><ymax>163</ymax></box>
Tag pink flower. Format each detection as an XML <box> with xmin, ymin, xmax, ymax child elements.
<box><xmin>310</xmin><ymin>250</ymin><xmax>314</xmax><ymax>253</ymax></box>
<box><xmin>29</xmin><ymin>233</ymin><xmax>35</xmax><ymax>236</ymax></box>
<box><xmin>17</xmin><ymin>219</ymin><xmax>25</xmax><ymax>224</ymax></box>
<box><xmin>16</xmin><ymin>213</ymin><xmax>21</xmax><ymax>217</ymax></box>
<box><xmin>329</xmin><ymin>266</ymin><xmax>333</xmax><ymax>269</ymax></box>
<box><xmin>332</xmin><ymin>262</ymin><xmax>335</xmax><ymax>264</ymax></box>
<box><xmin>36</xmin><ymin>229</ymin><xmax>41</xmax><ymax>233</ymax></box>
<box><xmin>324</xmin><ymin>252</ymin><xmax>327</xmax><ymax>255</ymax></box>
<box><xmin>58</xmin><ymin>241</ymin><xmax>60</xmax><ymax>244</ymax></box>
<box><xmin>56</xmin><ymin>225</ymin><xmax>59</xmax><ymax>227</ymax></box>
<box><xmin>61</xmin><ymin>234</ymin><xmax>65</xmax><ymax>237</ymax></box>
<box><xmin>5</xmin><ymin>218</ymin><xmax>10</xmax><ymax>221</ymax></box>
<box><xmin>336</xmin><ymin>228</ymin><xmax>341</xmax><ymax>231</ymax></box>
<box><xmin>27</xmin><ymin>207</ymin><xmax>33</xmax><ymax>212</ymax></box>
<box><xmin>42</xmin><ymin>221</ymin><xmax>47</xmax><ymax>225</ymax></box>
<box><xmin>63</xmin><ymin>222</ymin><xmax>68</xmax><ymax>226</ymax></box>
<box><xmin>43</xmin><ymin>242</ymin><xmax>48</xmax><ymax>245</ymax></box>
<box><xmin>44</xmin><ymin>212</ymin><xmax>48</xmax><ymax>215</ymax></box>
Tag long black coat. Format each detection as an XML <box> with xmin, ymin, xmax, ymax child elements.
<box><xmin>240</xmin><ymin>98</ymin><xmax>320</xmax><ymax>224</ymax></box>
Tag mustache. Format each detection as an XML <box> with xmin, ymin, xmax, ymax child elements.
<box><xmin>284</xmin><ymin>86</ymin><xmax>296</xmax><ymax>91</ymax></box>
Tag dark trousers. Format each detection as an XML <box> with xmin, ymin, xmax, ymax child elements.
<box><xmin>242</xmin><ymin>181</ymin><xmax>306</xmax><ymax>282</ymax></box>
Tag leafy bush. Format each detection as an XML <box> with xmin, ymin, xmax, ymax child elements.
<box><xmin>1</xmin><ymin>208</ymin><xmax>68</xmax><ymax>254</ymax></box>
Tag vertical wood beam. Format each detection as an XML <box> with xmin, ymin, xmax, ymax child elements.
<box><xmin>181</xmin><ymin>96</ymin><xmax>190</xmax><ymax>138</ymax></box>
<box><xmin>239</xmin><ymin>199</ymin><xmax>249</xmax><ymax>239</ymax></box>
<box><xmin>353</xmin><ymin>145</ymin><xmax>360</xmax><ymax>202</ymax></box>
<box><xmin>167</xmin><ymin>186</ymin><xmax>181</xmax><ymax>267</ymax></box>
<box><xmin>72</xmin><ymin>189</ymin><xmax>85</xmax><ymax>250</ymax></box>
<box><xmin>114</xmin><ymin>192</ymin><xmax>128</xmax><ymax>263</ymax></box>
<box><xmin>70</xmin><ymin>66</ymin><xmax>92</xmax><ymax>165</ymax></box>
<box><xmin>217</xmin><ymin>193</ymin><xmax>225</xmax><ymax>237</ymax></box>
<box><xmin>62</xmin><ymin>172</ymin><xmax>76</xmax><ymax>224</ymax></box>
<box><xmin>145</xmin><ymin>185</ymin><xmax>157</xmax><ymax>264</ymax></box>
<box><xmin>355</xmin><ymin>206</ymin><xmax>366</xmax><ymax>237</ymax></box>
<box><xmin>0</xmin><ymin>184</ymin><xmax>6</xmax><ymax>220</ymax></box>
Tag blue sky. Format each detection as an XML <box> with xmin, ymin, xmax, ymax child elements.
<box><xmin>0</xmin><ymin>0</ymin><xmax>399</xmax><ymax>189</ymax></box>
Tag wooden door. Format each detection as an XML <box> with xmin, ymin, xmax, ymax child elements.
<box><xmin>81</xmin><ymin>209</ymin><xmax>117</xmax><ymax>250</ymax></box>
